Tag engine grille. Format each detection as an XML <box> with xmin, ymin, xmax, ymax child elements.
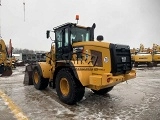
<box><xmin>109</xmin><ymin>43</ymin><xmax>132</xmax><ymax>75</ymax></box>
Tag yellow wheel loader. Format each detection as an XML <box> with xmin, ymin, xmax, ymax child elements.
<box><xmin>130</xmin><ymin>48</ymin><xmax>135</xmax><ymax>62</ymax></box>
<box><xmin>152</xmin><ymin>44</ymin><xmax>160</xmax><ymax>67</ymax></box>
<box><xmin>24</xmin><ymin>21</ymin><xmax>136</xmax><ymax>105</ymax></box>
<box><xmin>0</xmin><ymin>39</ymin><xmax>12</xmax><ymax>76</ymax></box>
<box><xmin>134</xmin><ymin>44</ymin><xmax>153</xmax><ymax>67</ymax></box>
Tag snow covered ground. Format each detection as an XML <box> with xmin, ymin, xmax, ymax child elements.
<box><xmin>0</xmin><ymin>66</ymin><xmax>160</xmax><ymax>120</ymax></box>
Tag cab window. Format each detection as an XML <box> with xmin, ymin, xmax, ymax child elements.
<box><xmin>55</xmin><ymin>30</ymin><xmax>63</xmax><ymax>48</ymax></box>
<box><xmin>64</xmin><ymin>28</ymin><xmax>69</xmax><ymax>46</ymax></box>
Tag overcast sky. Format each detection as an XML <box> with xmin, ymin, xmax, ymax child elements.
<box><xmin>0</xmin><ymin>0</ymin><xmax>160</xmax><ymax>51</ymax></box>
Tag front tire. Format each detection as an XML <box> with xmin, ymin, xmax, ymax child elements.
<box><xmin>32</xmin><ymin>68</ymin><xmax>49</xmax><ymax>90</ymax></box>
<box><xmin>91</xmin><ymin>86</ymin><xmax>114</xmax><ymax>95</ymax></box>
<box><xmin>55</xmin><ymin>68</ymin><xmax>85</xmax><ymax>105</ymax></box>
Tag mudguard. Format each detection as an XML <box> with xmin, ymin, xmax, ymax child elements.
<box><xmin>36</xmin><ymin>62</ymin><xmax>52</xmax><ymax>79</ymax></box>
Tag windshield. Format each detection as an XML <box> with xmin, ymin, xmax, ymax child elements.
<box><xmin>136</xmin><ymin>52</ymin><xmax>151</xmax><ymax>56</ymax></box>
<box><xmin>71</xmin><ymin>27</ymin><xmax>90</xmax><ymax>43</ymax></box>
<box><xmin>137</xmin><ymin>52</ymin><xmax>150</xmax><ymax>54</ymax></box>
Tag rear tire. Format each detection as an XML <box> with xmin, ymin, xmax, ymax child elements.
<box><xmin>55</xmin><ymin>68</ymin><xmax>85</xmax><ymax>105</ymax></box>
<box><xmin>32</xmin><ymin>68</ymin><xmax>49</xmax><ymax>90</ymax></box>
<box><xmin>91</xmin><ymin>86</ymin><xmax>114</xmax><ymax>95</ymax></box>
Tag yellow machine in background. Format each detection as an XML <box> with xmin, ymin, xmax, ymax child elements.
<box><xmin>152</xmin><ymin>44</ymin><xmax>160</xmax><ymax>66</ymax></box>
<box><xmin>130</xmin><ymin>48</ymin><xmax>139</xmax><ymax>65</ymax></box>
<box><xmin>134</xmin><ymin>44</ymin><xmax>153</xmax><ymax>67</ymax></box>
<box><xmin>24</xmin><ymin>19</ymin><xmax>136</xmax><ymax>105</ymax></box>
<box><xmin>0</xmin><ymin>39</ymin><xmax>12</xmax><ymax>76</ymax></box>
<box><xmin>9</xmin><ymin>56</ymin><xmax>17</xmax><ymax>68</ymax></box>
<box><xmin>130</xmin><ymin>48</ymin><xmax>136</xmax><ymax>62</ymax></box>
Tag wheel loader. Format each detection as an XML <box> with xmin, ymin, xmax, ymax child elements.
<box><xmin>152</xmin><ymin>44</ymin><xmax>160</xmax><ymax>67</ymax></box>
<box><xmin>24</xmin><ymin>21</ymin><xmax>136</xmax><ymax>105</ymax></box>
<box><xmin>134</xmin><ymin>44</ymin><xmax>153</xmax><ymax>67</ymax></box>
<box><xmin>0</xmin><ymin>39</ymin><xmax>12</xmax><ymax>76</ymax></box>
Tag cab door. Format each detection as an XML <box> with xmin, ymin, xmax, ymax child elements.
<box><xmin>62</xmin><ymin>28</ymin><xmax>72</xmax><ymax>60</ymax></box>
<box><xmin>55</xmin><ymin>28</ymin><xmax>72</xmax><ymax>60</ymax></box>
<box><xmin>55</xmin><ymin>29</ymin><xmax>63</xmax><ymax>60</ymax></box>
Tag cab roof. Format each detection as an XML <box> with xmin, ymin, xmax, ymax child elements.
<box><xmin>53</xmin><ymin>22</ymin><xmax>90</xmax><ymax>31</ymax></box>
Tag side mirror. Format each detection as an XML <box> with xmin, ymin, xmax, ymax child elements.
<box><xmin>46</xmin><ymin>30</ymin><xmax>50</xmax><ymax>39</ymax></box>
<box><xmin>97</xmin><ymin>35</ymin><xmax>103</xmax><ymax>42</ymax></box>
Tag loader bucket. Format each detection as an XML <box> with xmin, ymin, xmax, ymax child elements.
<box><xmin>0</xmin><ymin>69</ymin><xmax>12</xmax><ymax>77</ymax></box>
<box><xmin>23</xmin><ymin>64</ymin><xmax>36</xmax><ymax>85</ymax></box>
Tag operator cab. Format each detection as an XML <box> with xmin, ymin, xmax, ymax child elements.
<box><xmin>47</xmin><ymin>23</ymin><xmax>96</xmax><ymax>60</ymax></box>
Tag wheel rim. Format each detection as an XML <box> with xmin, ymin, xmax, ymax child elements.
<box><xmin>34</xmin><ymin>71</ymin><xmax>39</xmax><ymax>84</ymax></box>
<box><xmin>60</xmin><ymin>78</ymin><xmax>69</xmax><ymax>96</ymax></box>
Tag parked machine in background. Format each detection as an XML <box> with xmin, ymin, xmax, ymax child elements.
<box><xmin>130</xmin><ymin>48</ymin><xmax>136</xmax><ymax>63</ymax></box>
<box><xmin>152</xmin><ymin>44</ymin><xmax>160</xmax><ymax>67</ymax></box>
<box><xmin>134</xmin><ymin>44</ymin><xmax>153</xmax><ymax>67</ymax></box>
<box><xmin>0</xmin><ymin>39</ymin><xmax>12</xmax><ymax>76</ymax></box>
<box><xmin>24</xmin><ymin>17</ymin><xmax>136</xmax><ymax>105</ymax></box>
<box><xmin>130</xmin><ymin>48</ymin><xmax>139</xmax><ymax>66</ymax></box>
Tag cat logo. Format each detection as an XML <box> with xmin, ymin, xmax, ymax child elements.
<box><xmin>121</xmin><ymin>57</ymin><xmax>126</xmax><ymax>62</ymax></box>
<box><xmin>104</xmin><ymin>57</ymin><xmax>109</xmax><ymax>63</ymax></box>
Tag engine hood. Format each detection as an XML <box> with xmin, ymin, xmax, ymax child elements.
<box><xmin>72</xmin><ymin>41</ymin><xmax>110</xmax><ymax>48</ymax></box>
